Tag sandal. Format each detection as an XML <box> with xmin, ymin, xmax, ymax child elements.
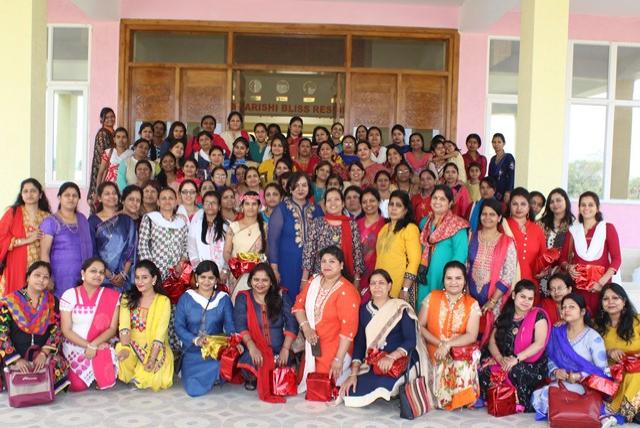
<box><xmin>244</xmin><ymin>378</ymin><xmax>257</xmax><ymax>391</ymax></box>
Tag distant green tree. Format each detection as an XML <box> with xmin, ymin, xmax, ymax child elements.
<box><xmin>568</xmin><ymin>160</ymin><xmax>603</xmax><ymax>198</ymax></box>
<box><xmin>629</xmin><ymin>176</ymin><xmax>640</xmax><ymax>200</ymax></box>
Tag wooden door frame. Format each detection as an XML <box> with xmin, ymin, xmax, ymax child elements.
<box><xmin>118</xmin><ymin>19</ymin><xmax>459</xmax><ymax>138</ymax></box>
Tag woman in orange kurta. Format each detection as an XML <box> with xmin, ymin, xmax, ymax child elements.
<box><xmin>419</xmin><ymin>260</ymin><xmax>481</xmax><ymax>410</ymax></box>
<box><xmin>293</xmin><ymin>245</ymin><xmax>360</xmax><ymax>393</ymax></box>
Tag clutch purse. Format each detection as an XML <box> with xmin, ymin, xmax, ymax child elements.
<box><xmin>450</xmin><ymin>344</ymin><xmax>480</xmax><ymax>362</ymax></box>
<box><xmin>365</xmin><ymin>349</ymin><xmax>408</xmax><ymax>378</ymax></box>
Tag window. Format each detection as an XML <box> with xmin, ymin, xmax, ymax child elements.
<box><xmin>234</xmin><ymin>34</ymin><xmax>344</xmax><ymax>67</ymax></box>
<box><xmin>351</xmin><ymin>37</ymin><xmax>446</xmax><ymax>71</ymax></box>
<box><xmin>133</xmin><ymin>32</ymin><xmax>226</xmax><ymax>64</ymax></box>
<box><xmin>486</xmin><ymin>38</ymin><xmax>519</xmax><ymax>157</ymax></box>
<box><xmin>567</xmin><ymin>43</ymin><xmax>640</xmax><ymax>200</ymax></box>
<box><xmin>46</xmin><ymin>25</ymin><xmax>90</xmax><ymax>185</ymax></box>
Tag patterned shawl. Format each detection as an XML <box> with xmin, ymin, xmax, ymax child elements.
<box><xmin>1</xmin><ymin>288</ymin><xmax>57</xmax><ymax>335</ymax></box>
<box><xmin>419</xmin><ymin>211</ymin><xmax>469</xmax><ymax>267</ymax></box>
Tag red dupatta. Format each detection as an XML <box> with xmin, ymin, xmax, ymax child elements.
<box><xmin>240</xmin><ymin>290</ymin><xmax>285</xmax><ymax>403</ymax></box>
<box><xmin>324</xmin><ymin>214</ymin><xmax>354</xmax><ymax>277</ymax></box>
<box><xmin>419</xmin><ymin>211</ymin><xmax>469</xmax><ymax>267</ymax></box>
<box><xmin>0</xmin><ymin>206</ymin><xmax>27</xmax><ymax>296</ymax></box>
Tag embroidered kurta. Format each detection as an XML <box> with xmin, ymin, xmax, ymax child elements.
<box><xmin>488</xmin><ymin>153</ymin><xmax>515</xmax><ymax>202</ymax></box>
<box><xmin>467</xmin><ymin>232</ymin><xmax>517</xmax><ymax>307</ymax></box>
<box><xmin>374</xmin><ymin>223</ymin><xmax>422</xmax><ymax>299</ymax></box>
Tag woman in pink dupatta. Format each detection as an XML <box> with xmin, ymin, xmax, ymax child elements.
<box><xmin>477</xmin><ymin>280</ymin><xmax>550</xmax><ymax>412</ymax></box>
<box><xmin>60</xmin><ymin>258</ymin><xmax>120</xmax><ymax>392</ymax></box>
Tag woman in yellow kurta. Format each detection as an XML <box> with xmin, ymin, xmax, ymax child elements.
<box><xmin>595</xmin><ymin>283</ymin><xmax>640</xmax><ymax>422</ymax></box>
<box><xmin>116</xmin><ymin>260</ymin><xmax>174</xmax><ymax>391</ymax></box>
<box><xmin>375</xmin><ymin>190</ymin><xmax>421</xmax><ymax>306</ymax></box>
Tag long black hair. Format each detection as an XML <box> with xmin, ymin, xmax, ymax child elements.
<box><xmin>495</xmin><ymin>279</ymin><xmax>537</xmax><ymax>351</ymax></box>
<box><xmin>200</xmin><ymin>191</ymin><xmax>225</xmax><ymax>244</ymax></box>
<box><xmin>594</xmin><ymin>283</ymin><xmax>638</xmax><ymax>343</ymax></box>
<box><xmin>240</xmin><ymin>191</ymin><xmax>267</xmax><ymax>252</ymax></box>
<box><xmin>388</xmin><ymin>189</ymin><xmax>415</xmax><ymax>233</ymax></box>
<box><xmin>125</xmin><ymin>260</ymin><xmax>166</xmax><ymax>310</ymax></box>
<box><xmin>539</xmin><ymin>187</ymin><xmax>574</xmax><ymax>231</ymax></box>
<box><xmin>229</xmin><ymin>136</ymin><xmax>252</xmax><ymax>165</ymax></box>
<box><xmin>12</xmin><ymin>178</ymin><xmax>50</xmax><ymax>213</ymax></box>
<box><xmin>318</xmin><ymin>245</ymin><xmax>353</xmax><ymax>283</ymax></box>
<box><xmin>247</xmin><ymin>263</ymin><xmax>282</xmax><ymax>323</ymax></box>
<box><xmin>286</xmin><ymin>116</ymin><xmax>303</xmax><ymax>139</ymax></box>
<box><xmin>156</xmin><ymin>152</ymin><xmax>178</xmax><ymax>188</ymax></box>
<box><xmin>578</xmin><ymin>191</ymin><xmax>604</xmax><ymax>223</ymax></box>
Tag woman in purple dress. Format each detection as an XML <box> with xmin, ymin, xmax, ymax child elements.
<box><xmin>40</xmin><ymin>182</ymin><xmax>93</xmax><ymax>298</ymax></box>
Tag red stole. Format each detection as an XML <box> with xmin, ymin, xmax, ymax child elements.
<box><xmin>0</xmin><ymin>206</ymin><xmax>28</xmax><ymax>296</ymax></box>
<box><xmin>324</xmin><ymin>214</ymin><xmax>354</xmax><ymax>277</ymax></box>
<box><xmin>241</xmin><ymin>290</ymin><xmax>285</xmax><ymax>403</ymax></box>
<box><xmin>82</xmin><ymin>286</ymin><xmax>119</xmax><ymax>388</ymax></box>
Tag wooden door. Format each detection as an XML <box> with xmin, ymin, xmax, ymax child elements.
<box><xmin>128</xmin><ymin>67</ymin><xmax>176</xmax><ymax>133</ymax></box>
<box><xmin>348</xmin><ymin>73</ymin><xmax>397</xmax><ymax>133</ymax></box>
<box><xmin>398</xmin><ymin>75</ymin><xmax>447</xmax><ymax>134</ymax></box>
<box><xmin>179</xmin><ymin>69</ymin><xmax>228</xmax><ymax>128</ymax></box>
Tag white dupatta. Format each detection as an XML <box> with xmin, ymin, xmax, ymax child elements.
<box><xmin>569</xmin><ymin>221</ymin><xmax>607</xmax><ymax>262</ymax></box>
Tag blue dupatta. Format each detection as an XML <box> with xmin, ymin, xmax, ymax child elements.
<box><xmin>548</xmin><ymin>324</ymin><xmax>608</xmax><ymax>379</ymax></box>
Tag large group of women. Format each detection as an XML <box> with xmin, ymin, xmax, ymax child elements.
<box><xmin>0</xmin><ymin>106</ymin><xmax>634</xmax><ymax>427</ymax></box>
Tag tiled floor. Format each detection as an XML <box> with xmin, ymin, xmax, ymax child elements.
<box><xmin>3</xmin><ymin>379</ymin><xmax>628</xmax><ymax>428</ymax></box>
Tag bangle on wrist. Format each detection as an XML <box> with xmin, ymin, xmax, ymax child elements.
<box><xmin>86</xmin><ymin>343</ymin><xmax>97</xmax><ymax>350</ymax></box>
<box><xmin>333</xmin><ymin>356</ymin><xmax>343</xmax><ymax>363</ymax></box>
<box><xmin>299</xmin><ymin>320</ymin><xmax>310</xmax><ymax>328</ymax></box>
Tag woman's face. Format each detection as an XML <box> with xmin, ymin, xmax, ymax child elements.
<box><xmin>299</xmin><ymin>140</ymin><xmax>312</xmax><ymax>157</ymax></box>
<box><xmin>271</xmin><ymin>139</ymin><xmax>284</xmax><ymax>157</ymax></box>
<box><xmin>324</xmin><ymin>191</ymin><xmax>344</xmax><ymax>215</ymax></box>
<box><xmin>549</xmin><ymin>278</ymin><xmax>571</xmax><ymax>304</ymax></box>
<box><xmin>200</xmin><ymin>181</ymin><xmax>215</xmax><ymax>196</ymax></box>
<box><xmin>315</xmin><ymin>129</ymin><xmax>329</xmax><ymax>144</ymax></box>
<box><xmin>140</xmin><ymin>126</ymin><xmax>153</xmax><ymax>141</ymax></box>
<box><xmin>21</xmin><ymin>182</ymin><xmax>41</xmax><ymax>206</ymax></box>
<box><xmin>319</xmin><ymin>144</ymin><xmax>333</xmax><ymax>161</ymax></box>
<box><xmin>264</xmin><ymin>187</ymin><xmax>282</xmax><ymax>209</ymax></box>
<box><xmin>492</xmin><ymin>137</ymin><xmax>505</xmax><ymax>153</ymax></box>
<box><xmin>530</xmin><ymin>195</ymin><xmax>544</xmax><ymax>217</ymax></box>
<box><xmin>203</xmin><ymin>195</ymin><xmax>220</xmax><ymax>218</ymax></box>
<box><xmin>172</xmin><ymin>126</ymin><xmax>185</xmax><ymax>140</ymax></box>
<box><xmin>444</xmin><ymin>142</ymin><xmax>456</xmax><ymax>154</ymax></box>
<box><xmin>509</xmin><ymin>195</ymin><xmax>530</xmax><ymax>220</ymax></box>
<box><xmin>180</xmin><ymin>183</ymin><xmax>197</xmax><ymax>206</ymax></box>
<box><xmin>602</xmin><ymin>289</ymin><xmax>626</xmax><ymax>318</ymax></box>
<box><xmin>134</xmin><ymin>267</ymin><xmax>156</xmax><ymax>295</ymax></box>
<box><xmin>367</xmin><ymin>130</ymin><xmax>381</xmax><ymax>147</ymax></box>
<box><xmin>233</xmin><ymin>142</ymin><xmax>248</xmax><ymax>159</ymax></box>
<box><xmin>196</xmin><ymin>270</ymin><xmax>218</xmax><ymax>294</ymax></box>
<box><xmin>158</xmin><ymin>190</ymin><xmax>177</xmax><ymax>213</ymax></box>
<box><xmin>480</xmin><ymin>181</ymin><xmax>496</xmax><ymax>199</ymax></box>
<box><xmin>357</xmin><ymin>144</ymin><xmax>371</xmax><ymax>162</ymax></box>
<box><xmin>375</xmin><ymin>174</ymin><xmax>390</xmax><ymax>192</ymax></box>
<box><xmin>356</xmin><ymin>126</ymin><xmax>367</xmax><ymax>142</ymax></box>
<box><xmin>26</xmin><ymin>266</ymin><xmax>50</xmax><ymax>293</ymax></box>
<box><xmin>250</xmin><ymin>270</ymin><xmax>271</xmax><ymax>295</ymax></box>
<box><xmin>391</xmin><ymin>129</ymin><xmax>404</xmax><ymax>144</ymax></box>
<box><xmin>82</xmin><ymin>261</ymin><xmax>105</xmax><ymax>288</ymax></box>
<box><xmin>430</xmin><ymin>189</ymin><xmax>451</xmax><ymax>215</ymax></box>
<box><xmin>466</xmin><ymin>138</ymin><xmax>480</xmax><ymax>152</ymax></box>
<box><xmin>228</xmin><ymin>115</ymin><xmax>242</xmax><ymax>131</ymax></box>
<box><xmin>213</xmin><ymin>170</ymin><xmax>227</xmax><ymax>187</ymax></box>
<box><xmin>115</xmin><ymin>131</ymin><xmax>129</xmax><ymax>150</ymax></box>
<box><xmin>136</xmin><ymin>164</ymin><xmax>152</xmax><ymax>182</ymax></box>
<box><xmin>123</xmin><ymin>191</ymin><xmax>141</xmax><ymax>216</ymax></box>
<box><xmin>345</xmin><ymin>191</ymin><xmax>361</xmax><ymax>214</ymax></box>
<box><xmin>291</xmin><ymin>177</ymin><xmax>309</xmax><ymax>201</ymax></box>
<box><xmin>202</xmin><ymin>117</ymin><xmax>215</xmax><ymax>133</ymax></box>
<box><xmin>183</xmin><ymin>161</ymin><xmax>197</xmax><ymax>178</ymax></box>
<box><xmin>235</xmin><ymin>167</ymin><xmax>247</xmax><ymax>184</ymax></box>
<box><xmin>153</xmin><ymin>122</ymin><xmax>165</xmax><ymax>138</ymax></box>
<box><xmin>254</xmin><ymin>126</ymin><xmax>267</xmax><ymax>143</ymax></box>
<box><xmin>99</xmin><ymin>185</ymin><xmax>119</xmax><ymax>210</ymax></box>
<box><xmin>143</xmin><ymin>186</ymin><xmax>158</xmax><ymax>206</ymax></box>
<box><xmin>433</xmin><ymin>143</ymin><xmax>445</xmax><ymax>157</ymax></box>
<box><xmin>513</xmin><ymin>289</ymin><xmax>535</xmax><ymax>314</ymax></box>
<box><xmin>420</xmin><ymin>172</ymin><xmax>435</xmax><ymax>192</ymax></box>
<box><xmin>331</xmin><ymin>124</ymin><xmax>344</xmax><ymax>140</ymax></box>
<box><xmin>468</xmin><ymin>166</ymin><xmax>481</xmax><ymax>181</ymax></box>
<box><xmin>410</xmin><ymin>135</ymin><xmax>423</xmax><ymax>151</ymax></box>
<box><xmin>134</xmin><ymin>142</ymin><xmax>150</xmax><ymax>159</ymax></box>
<box><xmin>245</xmin><ymin>170</ymin><xmax>260</xmax><ymax>188</ymax></box>
<box><xmin>290</xmin><ymin>120</ymin><xmax>302</xmax><ymax>137</ymax></box>
<box><xmin>361</xmin><ymin>193</ymin><xmax>379</xmax><ymax>216</ymax></box>
<box><xmin>327</xmin><ymin>177</ymin><xmax>341</xmax><ymax>190</ymax></box>
<box><xmin>320</xmin><ymin>253</ymin><xmax>342</xmax><ymax>279</ymax></box>
<box><xmin>275</xmin><ymin>162</ymin><xmax>291</xmax><ymax>177</ymax></box>
<box><xmin>102</xmin><ymin>111</ymin><xmax>116</xmax><ymax>128</ymax></box>
<box><xmin>444</xmin><ymin>166</ymin><xmax>458</xmax><ymax>184</ymax></box>
<box><xmin>387</xmin><ymin>150</ymin><xmax>402</xmax><ymax>167</ymax></box>
<box><xmin>161</xmin><ymin>156</ymin><xmax>176</xmax><ymax>173</ymax></box>
<box><xmin>342</xmin><ymin>138</ymin><xmax>356</xmax><ymax>155</ymax></box>
<box><xmin>316</xmin><ymin>165</ymin><xmax>331</xmax><ymax>182</ymax></box>
<box><xmin>349</xmin><ymin>165</ymin><xmax>364</xmax><ymax>181</ymax></box>
<box><xmin>388</xmin><ymin>196</ymin><xmax>407</xmax><ymax>222</ymax></box>
<box><xmin>369</xmin><ymin>273</ymin><xmax>392</xmax><ymax>300</ymax></box>
<box><xmin>395</xmin><ymin>164</ymin><xmax>411</xmax><ymax>183</ymax></box>
<box><xmin>480</xmin><ymin>206</ymin><xmax>500</xmax><ymax>230</ymax></box>
<box><xmin>579</xmin><ymin>196</ymin><xmax>599</xmax><ymax>222</ymax></box>
<box><xmin>548</xmin><ymin>192</ymin><xmax>566</xmax><ymax>217</ymax></box>
<box><xmin>561</xmin><ymin>298</ymin><xmax>584</xmax><ymax>323</ymax></box>
<box><xmin>241</xmin><ymin>199</ymin><xmax>260</xmax><ymax>218</ymax></box>
<box><xmin>443</xmin><ymin>267</ymin><xmax>465</xmax><ymax>296</ymax></box>
<box><xmin>199</xmin><ymin>135</ymin><xmax>212</xmax><ymax>153</ymax></box>
<box><xmin>170</xmin><ymin>143</ymin><xmax>184</xmax><ymax>160</ymax></box>
<box><xmin>59</xmin><ymin>187</ymin><xmax>80</xmax><ymax>212</ymax></box>
<box><xmin>210</xmin><ymin>149</ymin><xmax>224</xmax><ymax>167</ymax></box>
<box><xmin>222</xmin><ymin>190</ymin><xmax>236</xmax><ymax>209</ymax></box>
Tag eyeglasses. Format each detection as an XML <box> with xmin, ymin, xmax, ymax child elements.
<box><xmin>181</xmin><ymin>190</ymin><xmax>197</xmax><ymax>195</ymax></box>
<box><xmin>214</xmin><ymin>174</ymin><xmax>227</xmax><ymax>178</ymax></box>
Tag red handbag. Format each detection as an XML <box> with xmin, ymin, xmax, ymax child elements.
<box><xmin>219</xmin><ymin>336</ymin><xmax>243</xmax><ymax>384</ymax></box>
<box><xmin>365</xmin><ymin>349</ymin><xmax>408</xmax><ymax>378</ymax></box>
<box><xmin>450</xmin><ymin>344</ymin><xmax>480</xmax><ymax>362</ymax></box>
<box><xmin>305</xmin><ymin>372</ymin><xmax>336</xmax><ymax>402</ymax></box>
<box><xmin>548</xmin><ymin>381</ymin><xmax>602</xmax><ymax>428</ymax></box>
<box><xmin>271</xmin><ymin>366</ymin><xmax>297</xmax><ymax>396</ymax></box>
<box><xmin>486</xmin><ymin>370</ymin><xmax>517</xmax><ymax>417</ymax></box>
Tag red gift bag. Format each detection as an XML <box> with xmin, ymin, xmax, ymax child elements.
<box><xmin>365</xmin><ymin>349</ymin><xmax>408</xmax><ymax>378</ymax></box>
<box><xmin>487</xmin><ymin>370</ymin><xmax>517</xmax><ymax>417</ymax></box>
<box><xmin>305</xmin><ymin>372</ymin><xmax>336</xmax><ymax>402</ymax></box>
<box><xmin>228</xmin><ymin>257</ymin><xmax>259</xmax><ymax>279</ymax></box>
<box><xmin>271</xmin><ymin>366</ymin><xmax>297</xmax><ymax>397</ymax></box>
<box><xmin>163</xmin><ymin>261</ymin><xmax>193</xmax><ymax>304</ymax></box>
<box><xmin>219</xmin><ymin>335</ymin><xmax>243</xmax><ymax>384</ymax></box>
<box><xmin>573</xmin><ymin>264</ymin><xmax>606</xmax><ymax>291</ymax></box>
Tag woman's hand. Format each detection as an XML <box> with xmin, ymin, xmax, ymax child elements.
<box><xmin>339</xmin><ymin>375</ymin><xmax>358</xmax><ymax>397</ymax></box>
<box><xmin>566</xmin><ymin>264</ymin><xmax>578</xmax><ymax>279</ymax></box>
<box><xmin>608</xmin><ymin>349</ymin><xmax>625</xmax><ymax>363</ymax></box>
<box><xmin>502</xmin><ymin>356</ymin><xmax>518</xmax><ymax>372</ymax></box>
<box><xmin>25</xmin><ymin>229</ymin><xmax>43</xmax><ymax>245</ymax></box>
<box><xmin>329</xmin><ymin>358</ymin><xmax>343</xmax><ymax>381</ymax></box>
<box><xmin>434</xmin><ymin>341</ymin><xmax>450</xmax><ymax>361</ymax></box>
<box><xmin>117</xmin><ymin>348</ymin><xmax>130</xmax><ymax>361</ymax></box>
<box><xmin>376</xmin><ymin>355</ymin><xmax>395</xmax><ymax>374</ymax></box>
<box><xmin>481</xmin><ymin>300</ymin><xmax>496</xmax><ymax>315</ymax></box>
<box><xmin>84</xmin><ymin>345</ymin><xmax>97</xmax><ymax>360</ymax></box>
<box><xmin>567</xmin><ymin>372</ymin><xmax>581</xmax><ymax>384</ymax></box>
<box><xmin>248</xmin><ymin>343</ymin><xmax>263</xmax><ymax>367</ymax></box>
<box><xmin>14</xmin><ymin>358</ymin><xmax>31</xmax><ymax>374</ymax></box>
<box><xmin>174</xmin><ymin>262</ymin><xmax>184</xmax><ymax>276</ymax></box>
<box><xmin>277</xmin><ymin>347</ymin><xmax>290</xmax><ymax>367</ymax></box>
<box><xmin>32</xmin><ymin>352</ymin><xmax>48</xmax><ymax>372</ymax></box>
<box><xmin>303</xmin><ymin>326</ymin><xmax>318</xmax><ymax>346</ymax></box>
<box><xmin>144</xmin><ymin>356</ymin><xmax>156</xmax><ymax>372</ymax></box>
<box><xmin>111</xmin><ymin>273</ymin><xmax>125</xmax><ymax>288</ymax></box>
<box><xmin>554</xmin><ymin>368</ymin><xmax>569</xmax><ymax>381</ymax></box>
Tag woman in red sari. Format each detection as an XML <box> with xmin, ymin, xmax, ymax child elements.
<box><xmin>293</xmin><ymin>246</ymin><xmax>360</xmax><ymax>392</ymax></box>
<box><xmin>560</xmin><ymin>191</ymin><xmax>621</xmax><ymax>315</ymax></box>
<box><xmin>356</xmin><ymin>188</ymin><xmax>386</xmax><ymax>303</ymax></box>
<box><xmin>0</xmin><ymin>178</ymin><xmax>50</xmax><ymax>296</ymax></box>
<box><xmin>502</xmin><ymin>187</ymin><xmax>546</xmax><ymax>304</ymax></box>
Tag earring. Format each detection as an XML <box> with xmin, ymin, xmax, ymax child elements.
<box><xmin>81</xmin><ymin>276</ymin><xmax>85</xmax><ymax>281</ymax></box>
<box><xmin>195</xmin><ymin>282</ymin><xmax>199</xmax><ymax>288</ymax></box>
